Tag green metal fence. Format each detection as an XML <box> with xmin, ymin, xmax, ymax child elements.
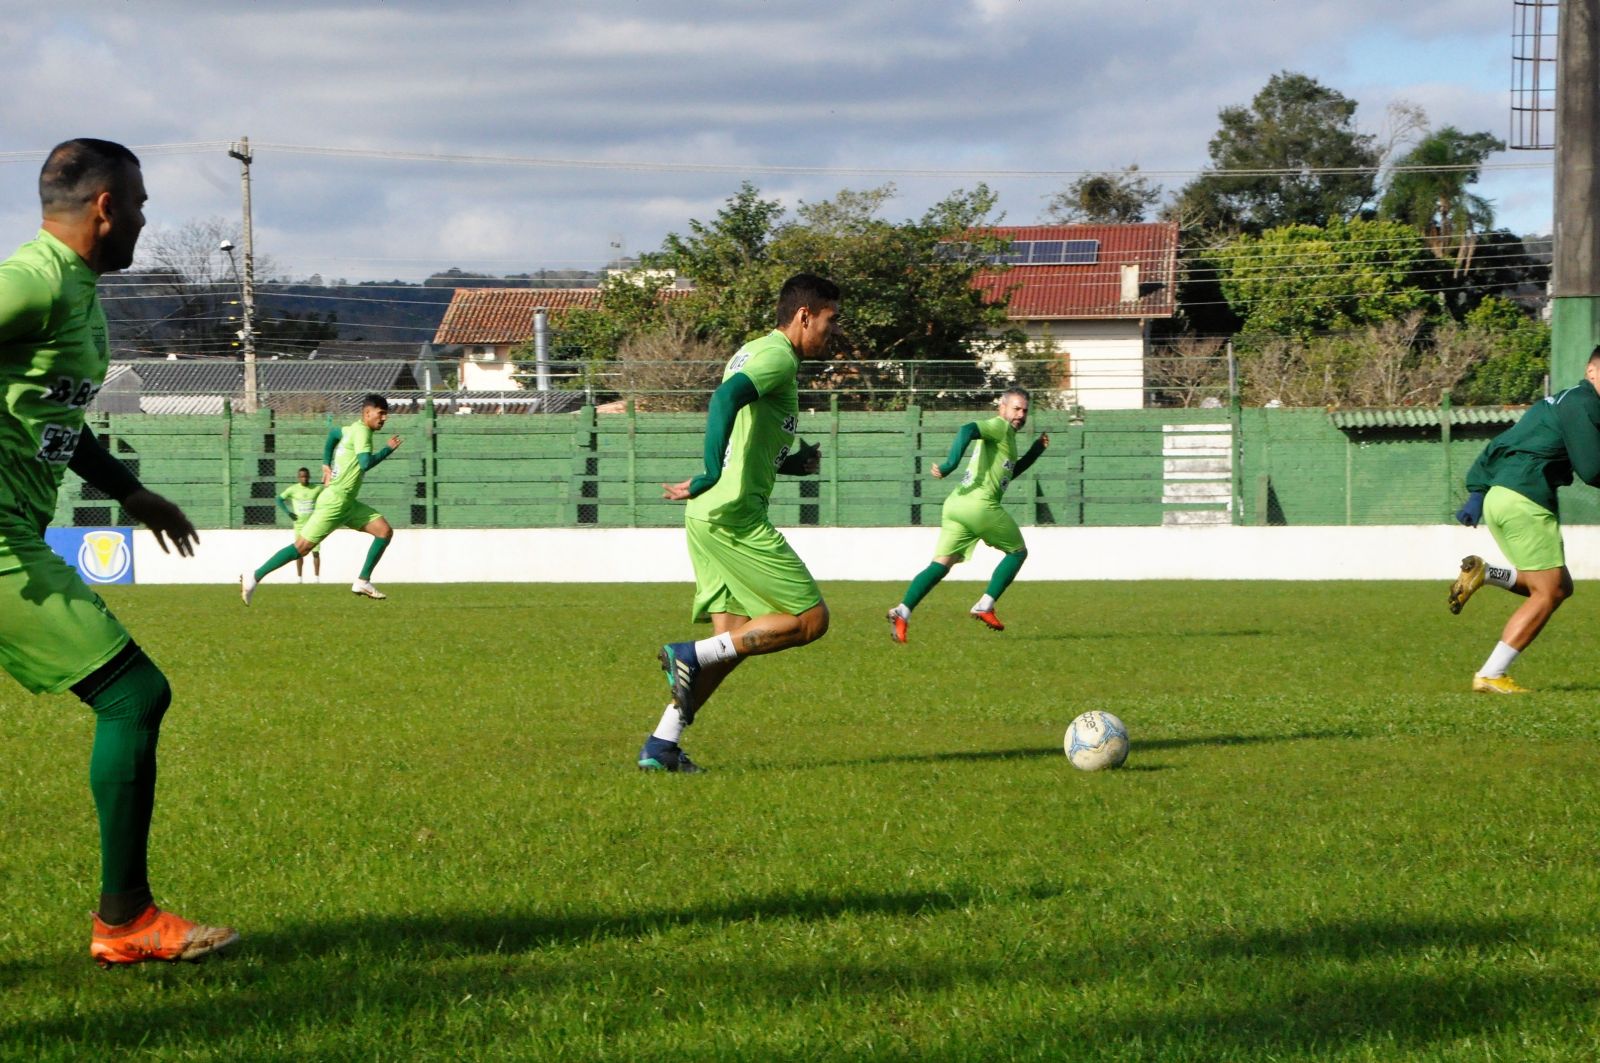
<box><xmin>57</xmin><ymin>401</ymin><xmax>1560</xmax><ymax>530</ymax></box>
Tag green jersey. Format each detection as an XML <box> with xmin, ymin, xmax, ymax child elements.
<box><xmin>326</xmin><ymin>420</ymin><xmax>376</xmax><ymax>501</ymax></box>
<box><xmin>0</xmin><ymin>231</ymin><xmax>110</xmax><ymax>532</ymax></box>
<box><xmin>686</xmin><ymin>330</ymin><xmax>799</xmax><ymax>527</ymax></box>
<box><xmin>1465</xmin><ymin>382</ymin><xmax>1600</xmax><ymax>513</ymax></box>
<box><xmin>950</xmin><ymin>416</ymin><xmax>1019</xmax><ymax>506</ymax></box>
<box><xmin>279</xmin><ymin>482</ymin><xmax>323</xmax><ymax>519</ymax></box>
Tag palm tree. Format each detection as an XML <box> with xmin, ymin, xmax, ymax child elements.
<box><xmin>1379</xmin><ymin>126</ymin><xmax>1504</xmax><ymax>275</ymax></box>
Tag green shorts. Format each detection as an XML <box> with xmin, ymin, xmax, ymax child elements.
<box><xmin>933</xmin><ymin>495</ymin><xmax>1025</xmax><ymax>561</ymax></box>
<box><xmin>0</xmin><ymin>519</ymin><xmax>130</xmax><ymax>694</ymax></box>
<box><xmin>1484</xmin><ymin>485</ymin><xmax>1565</xmax><ymax>571</ymax></box>
<box><xmin>290</xmin><ymin>518</ymin><xmax>321</xmax><ymax>554</ymax></box>
<box><xmin>685</xmin><ymin>516</ymin><xmax>822</xmax><ymax>623</ymax></box>
<box><xmin>298</xmin><ymin>495</ymin><xmax>382</xmax><ymax>546</ymax></box>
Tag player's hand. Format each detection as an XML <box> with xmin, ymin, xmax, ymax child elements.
<box><xmin>662</xmin><ymin>479</ymin><xmax>692</xmax><ymax>501</ymax></box>
<box><xmin>1455</xmin><ymin>490</ymin><xmax>1485</xmax><ymax>528</ymax></box>
<box><xmin>388</xmin><ymin>435</ymin><xmax>403</xmax><ymax>450</ymax></box>
<box><xmin>930</xmin><ymin>462</ymin><xmax>944</xmax><ymax>479</ymax></box>
<box><xmin>122</xmin><ymin>488</ymin><xmax>199</xmax><ymax>558</ymax></box>
<box><xmin>1040</xmin><ymin>432</ymin><xmax>1050</xmax><ymax>449</ymax></box>
<box><xmin>321</xmin><ymin>464</ymin><xmax>332</xmax><ymax>485</ymax></box>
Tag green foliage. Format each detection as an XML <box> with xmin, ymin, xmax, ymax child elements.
<box><xmin>1172</xmin><ymin>71</ymin><xmax>1379</xmax><ymax>235</ymax></box>
<box><xmin>8</xmin><ymin>582</ymin><xmax>1600</xmax><ymax>1059</ymax></box>
<box><xmin>1455</xmin><ymin>295</ymin><xmax>1550</xmax><ymax>404</ymax></box>
<box><xmin>1378</xmin><ymin>127</ymin><xmax>1503</xmax><ymax>257</ymax></box>
<box><xmin>1044</xmin><ymin>166</ymin><xmax>1162</xmax><ymax>224</ymax></box>
<box><xmin>1215</xmin><ymin>218</ymin><xmax>1445</xmax><ymax>337</ymax></box>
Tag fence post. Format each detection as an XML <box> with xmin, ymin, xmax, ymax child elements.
<box><xmin>571</xmin><ymin>404</ymin><xmax>597</xmax><ymax>525</ymax></box>
<box><xmin>828</xmin><ymin>392</ymin><xmax>840</xmax><ymax>526</ymax></box>
<box><xmin>626</xmin><ymin>398</ymin><xmax>638</xmax><ymax>528</ymax></box>
<box><xmin>1439</xmin><ymin>390</ymin><xmax>1453</xmax><ymax>520</ymax></box>
<box><xmin>1228</xmin><ymin>341</ymin><xmax>1243</xmax><ymax>526</ymax></box>
<box><xmin>906</xmin><ymin>403</ymin><xmax>922</xmax><ymax>525</ymax></box>
<box><xmin>222</xmin><ymin>399</ymin><xmax>234</xmax><ymax>528</ymax></box>
<box><xmin>425</xmin><ymin>397</ymin><xmax>438</xmax><ymax>528</ymax></box>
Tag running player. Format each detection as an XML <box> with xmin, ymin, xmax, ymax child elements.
<box><xmin>0</xmin><ymin>138</ymin><xmax>236</xmax><ymax>964</ymax></box>
<box><xmin>637</xmin><ymin>273</ymin><xmax>838</xmax><ymax>773</ymax></box>
<box><xmin>243</xmin><ymin>394</ymin><xmax>401</xmax><ymax>602</ymax></box>
<box><xmin>886</xmin><ymin>387</ymin><xmax>1048</xmax><ymax>641</ymax></box>
<box><xmin>276</xmin><ymin>466</ymin><xmax>323</xmax><ymax>580</ymax></box>
<box><xmin>1448</xmin><ymin>347</ymin><xmax>1600</xmax><ymax>692</ymax></box>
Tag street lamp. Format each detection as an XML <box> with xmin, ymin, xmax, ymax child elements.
<box><xmin>218</xmin><ymin>238</ymin><xmax>256</xmax><ymax>411</ymax></box>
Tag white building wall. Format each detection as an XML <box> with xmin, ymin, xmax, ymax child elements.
<box><xmin>1022</xmin><ymin>319</ymin><xmax>1146</xmax><ymax>410</ymax></box>
<box><xmin>459</xmin><ymin>347</ymin><xmax>525</xmax><ymax>391</ymax></box>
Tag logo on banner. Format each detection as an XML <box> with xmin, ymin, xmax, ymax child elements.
<box><xmin>78</xmin><ymin>530</ymin><xmax>132</xmax><ymax>583</ymax></box>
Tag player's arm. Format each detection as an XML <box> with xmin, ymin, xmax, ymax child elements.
<box><xmin>0</xmin><ymin>263</ymin><xmax>51</xmax><ymax>349</ymax></box>
<box><xmin>276</xmin><ymin>490</ymin><xmax>295</xmax><ymax>518</ymax></box>
<box><xmin>1557</xmin><ymin>400</ymin><xmax>1600</xmax><ymax>487</ymax></box>
<box><xmin>1013</xmin><ymin>432</ymin><xmax>1049</xmax><ymax>476</ymax></box>
<box><xmin>322</xmin><ymin>427</ymin><xmax>342</xmax><ymax>467</ymax></box>
<box><xmin>932</xmin><ymin>422</ymin><xmax>980</xmax><ymax>478</ymax></box>
<box><xmin>672</xmin><ymin>372</ymin><xmax>759</xmax><ymax>499</ymax></box>
<box><xmin>69</xmin><ymin>427</ymin><xmax>199</xmax><ymax>557</ymax></box>
<box><xmin>360</xmin><ymin>435</ymin><xmax>403</xmax><ymax>471</ymax></box>
<box><xmin>778</xmin><ymin>439</ymin><xmax>820</xmax><ymax>476</ymax></box>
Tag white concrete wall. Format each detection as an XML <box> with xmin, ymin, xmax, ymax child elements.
<box><xmin>125</xmin><ymin>525</ymin><xmax>1600</xmax><ymax>584</ymax></box>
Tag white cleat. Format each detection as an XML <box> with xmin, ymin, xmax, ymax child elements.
<box><xmin>351</xmin><ymin>579</ymin><xmax>387</xmax><ymax>600</ymax></box>
<box><xmin>240</xmin><ymin>573</ymin><xmax>257</xmax><ymax>606</ymax></box>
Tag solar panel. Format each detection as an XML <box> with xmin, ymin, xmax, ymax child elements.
<box><xmin>1029</xmin><ymin>241</ymin><xmax>1065</xmax><ymax>264</ymax></box>
<box><xmin>1062</xmin><ymin>240</ymin><xmax>1099</xmax><ymax>264</ymax></box>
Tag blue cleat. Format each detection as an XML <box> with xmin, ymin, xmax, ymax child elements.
<box><xmin>658</xmin><ymin>641</ymin><xmax>701</xmax><ymax>725</ymax></box>
<box><xmin>638</xmin><ymin>736</ymin><xmax>704</xmax><ymax>774</ymax></box>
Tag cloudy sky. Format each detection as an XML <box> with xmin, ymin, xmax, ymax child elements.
<box><xmin>0</xmin><ymin>1</ymin><xmax>1551</xmax><ymax>282</ymax></box>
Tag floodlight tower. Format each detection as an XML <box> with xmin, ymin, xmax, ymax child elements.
<box><xmin>1517</xmin><ymin>0</ymin><xmax>1600</xmax><ymax>388</ymax></box>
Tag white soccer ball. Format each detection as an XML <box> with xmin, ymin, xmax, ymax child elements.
<box><xmin>1065</xmin><ymin>710</ymin><xmax>1129</xmax><ymax>771</ymax></box>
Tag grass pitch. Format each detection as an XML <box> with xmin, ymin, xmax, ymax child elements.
<box><xmin>2</xmin><ymin>580</ymin><xmax>1599</xmax><ymax>1061</ymax></box>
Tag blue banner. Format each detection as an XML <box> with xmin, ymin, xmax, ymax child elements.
<box><xmin>44</xmin><ymin>527</ymin><xmax>135</xmax><ymax>585</ymax></box>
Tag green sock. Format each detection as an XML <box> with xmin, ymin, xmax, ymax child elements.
<box><xmin>254</xmin><ymin>544</ymin><xmax>303</xmax><ymax>582</ymax></box>
<box><xmin>360</xmin><ymin>536</ymin><xmax>391</xmax><ymax>580</ymax></box>
<box><xmin>902</xmin><ymin>562</ymin><xmax>951</xmax><ymax>611</ymax></box>
<box><xmin>985</xmin><ymin>550</ymin><xmax>1028</xmax><ymax>601</ymax></box>
<box><xmin>73</xmin><ymin>646</ymin><xmax>170</xmax><ymax>924</ymax></box>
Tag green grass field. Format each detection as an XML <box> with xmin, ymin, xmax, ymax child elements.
<box><xmin>3</xmin><ymin>580</ymin><xmax>1600</xmax><ymax>1061</ymax></box>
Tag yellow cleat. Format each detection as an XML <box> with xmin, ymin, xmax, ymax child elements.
<box><xmin>1472</xmin><ymin>674</ymin><xmax>1531</xmax><ymax>694</ymax></box>
<box><xmin>1449</xmin><ymin>555</ymin><xmax>1486</xmax><ymax>615</ymax></box>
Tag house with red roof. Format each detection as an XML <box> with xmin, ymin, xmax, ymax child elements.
<box><xmin>433</xmin><ymin>223</ymin><xmax>1179</xmax><ymax>407</ymax></box>
<box><xmin>971</xmin><ymin>222</ymin><xmax>1180</xmax><ymax>409</ymax></box>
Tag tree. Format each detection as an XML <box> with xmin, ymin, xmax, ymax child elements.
<box><xmin>1213</xmin><ymin>218</ymin><xmax>1445</xmax><ymax>337</ymax></box>
<box><xmin>1170</xmin><ymin>72</ymin><xmax>1379</xmax><ymax>236</ymax></box>
<box><xmin>1379</xmin><ymin>126</ymin><xmax>1505</xmax><ymax>276</ymax></box>
<box><xmin>1453</xmin><ymin>295</ymin><xmax>1549</xmax><ymax>404</ymax></box>
<box><xmin>1044</xmin><ymin>166</ymin><xmax>1161</xmax><ymax>223</ymax></box>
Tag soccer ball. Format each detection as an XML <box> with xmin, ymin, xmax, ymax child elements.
<box><xmin>1064</xmin><ymin>710</ymin><xmax>1129</xmax><ymax>771</ymax></box>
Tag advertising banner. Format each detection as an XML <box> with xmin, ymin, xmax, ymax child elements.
<box><xmin>44</xmin><ymin>527</ymin><xmax>135</xmax><ymax>585</ymax></box>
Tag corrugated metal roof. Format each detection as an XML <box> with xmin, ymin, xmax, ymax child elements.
<box><xmin>433</xmin><ymin>288</ymin><xmax>691</xmax><ymax>345</ymax></box>
<box><xmin>970</xmin><ymin>222</ymin><xmax>1180</xmax><ymax>320</ymax></box>
<box><xmin>1329</xmin><ymin>406</ymin><xmax>1527</xmax><ymax>429</ymax></box>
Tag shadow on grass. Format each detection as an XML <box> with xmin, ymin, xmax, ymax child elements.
<box><xmin>782</xmin><ymin>731</ymin><xmax>1346</xmax><ymax>771</ymax></box>
<box><xmin>3</xmin><ymin>903</ymin><xmax>1580</xmax><ymax>1058</ymax></box>
<box><xmin>1009</xmin><ymin>628</ymin><xmax>1272</xmax><ymax>642</ymax></box>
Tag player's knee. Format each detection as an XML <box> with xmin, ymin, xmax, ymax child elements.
<box><xmin>76</xmin><ymin>646</ymin><xmax>171</xmax><ymax>730</ymax></box>
<box><xmin>800</xmin><ymin>602</ymin><xmax>830</xmax><ymax>643</ymax></box>
<box><xmin>1011</xmin><ymin>548</ymin><xmax>1029</xmax><ymax>562</ymax></box>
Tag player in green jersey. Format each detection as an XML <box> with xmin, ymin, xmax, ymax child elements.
<box><xmin>638</xmin><ymin>273</ymin><xmax>838</xmax><ymax>773</ymax></box>
<box><xmin>1447</xmin><ymin>348</ymin><xmax>1600</xmax><ymax>693</ymax></box>
<box><xmin>242</xmin><ymin>394</ymin><xmax>402</xmax><ymax>603</ymax></box>
<box><xmin>0</xmin><ymin>138</ymin><xmax>236</xmax><ymax>964</ymax></box>
<box><xmin>886</xmin><ymin>387</ymin><xmax>1048</xmax><ymax>642</ymax></box>
<box><xmin>276</xmin><ymin>467</ymin><xmax>324</xmax><ymax>580</ymax></box>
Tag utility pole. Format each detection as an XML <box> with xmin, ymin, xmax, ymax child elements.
<box><xmin>1551</xmin><ymin>0</ymin><xmax>1600</xmax><ymax>388</ymax></box>
<box><xmin>228</xmin><ymin>137</ymin><xmax>258</xmax><ymax>412</ymax></box>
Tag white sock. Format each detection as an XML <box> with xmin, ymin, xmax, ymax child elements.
<box><xmin>972</xmin><ymin>594</ymin><xmax>996</xmax><ymax>613</ymax></box>
<box><xmin>1477</xmin><ymin>641</ymin><xmax>1520</xmax><ymax>679</ymax></box>
<box><xmin>891</xmin><ymin>603</ymin><xmax>910</xmax><ymax>619</ymax></box>
<box><xmin>1485</xmin><ymin>564</ymin><xmax>1518</xmax><ymax>590</ymax></box>
<box><xmin>651</xmin><ymin>703</ymin><xmax>685</xmax><ymax>744</ymax></box>
<box><xmin>694</xmin><ymin>631</ymin><xmax>737</xmax><ymax>667</ymax></box>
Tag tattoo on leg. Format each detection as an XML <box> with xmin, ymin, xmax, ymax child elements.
<box><xmin>739</xmin><ymin>628</ymin><xmax>772</xmax><ymax>653</ymax></box>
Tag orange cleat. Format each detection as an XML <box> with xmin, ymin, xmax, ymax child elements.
<box><xmin>887</xmin><ymin>610</ymin><xmax>908</xmax><ymax>644</ymax></box>
<box><xmin>91</xmin><ymin>904</ymin><xmax>239</xmax><ymax>967</ymax></box>
<box><xmin>970</xmin><ymin>609</ymin><xmax>1004</xmax><ymax>632</ymax></box>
